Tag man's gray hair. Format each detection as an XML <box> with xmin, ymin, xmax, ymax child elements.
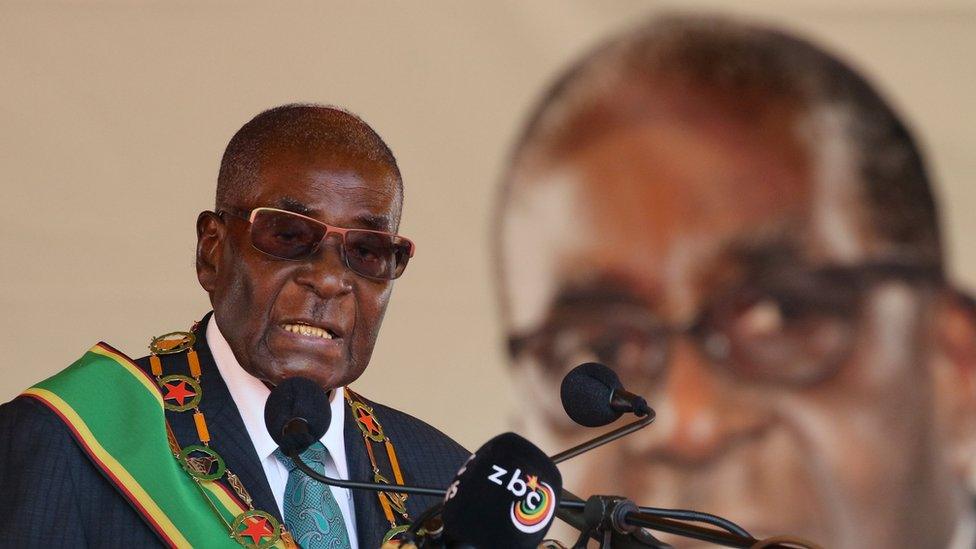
<box><xmin>217</xmin><ymin>103</ymin><xmax>403</xmax><ymax>218</ymax></box>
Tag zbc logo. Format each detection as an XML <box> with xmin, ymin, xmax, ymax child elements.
<box><xmin>488</xmin><ymin>465</ymin><xmax>556</xmax><ymax>533</ymax></box>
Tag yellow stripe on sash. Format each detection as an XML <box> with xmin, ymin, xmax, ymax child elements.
<box><xmin>201</xmin><ymin>481</ymin><xmax>248</xmax><ymax>514</ymax></box>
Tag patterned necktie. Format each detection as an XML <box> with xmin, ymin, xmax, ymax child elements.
<box><xmin>274</xmin><ymin>443</ymin><xmax>352</xmax><ymax>549</ymax></box>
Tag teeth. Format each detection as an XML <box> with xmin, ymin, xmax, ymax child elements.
<box><xmin>282</xmin><ymin>323</ymin><xmax>334</xmax><ymax>339</ymax></box>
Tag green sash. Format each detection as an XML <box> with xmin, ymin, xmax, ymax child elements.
<box><xmin>24</xmin><ymin>342</ymin><xmax>285</xmax><ymax>548</ymax></box>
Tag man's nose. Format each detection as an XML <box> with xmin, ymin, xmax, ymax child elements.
<box><xmin>293</xmin><ymin>233</ymin><xmax>354</xmax><ymax>297</ymax></box>
<box><xmin>642</xmin><ymin>337</ymin><xmax>765</xmax><ymax>464</ymax></box>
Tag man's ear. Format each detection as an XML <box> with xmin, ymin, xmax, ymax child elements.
<box><xmin>932</xmin><ymin>290</ymin><xmax>976</xmax><ymax>482</ymax></box>
<box><xmin>196</xmin><ymin>211</ymin><xmax>226</xmax><ymax>293</ymax></box>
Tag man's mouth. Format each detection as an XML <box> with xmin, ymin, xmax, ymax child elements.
<box><xmin>280</xmin><ymin>321</ymin><xmax>339</xmax><ymax>340</ymax></box>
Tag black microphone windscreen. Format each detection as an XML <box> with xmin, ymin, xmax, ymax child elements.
<box><xmin>264</xmin><ymin>377</ymin><xmax>331</xmax><ymax>455</ymax></box>
<box><xmin>560</xmin><ymin>362</ymin><xmax>624</xmax><ymax>427</ymax></box>
<box><xmin>441</xmin><ymin>432</ymin><xmax>561</xmax><ymax>548</ymax></box>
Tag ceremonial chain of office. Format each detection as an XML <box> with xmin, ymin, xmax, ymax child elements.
<box><xmin>149</xmin><ymin>326</ymin><xmax>415</xmax><ymax>547</ymax></box>
<box><xmin>344</xmin><ymin>386</ymin><xmax>414</xmax><ymax>543</ymax></box>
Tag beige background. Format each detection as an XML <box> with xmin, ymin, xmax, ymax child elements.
<box><xmin>1</xmin><ymin>1</ymin><xmax>974</xmax><ymax>452</ymax></box>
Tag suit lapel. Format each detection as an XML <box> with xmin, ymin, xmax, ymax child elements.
<box><xmin>163</xmin><ymin>315</ymin><xmax>281</xmax><ymax>522</ymax></box>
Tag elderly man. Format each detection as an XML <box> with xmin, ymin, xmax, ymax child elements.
<box><xmin>496</xmin><ymin>15</ymin><xmax>976</xmax><ymax>549</ymax></box>
<box><xmin>0</xmin><ymin>104</ymin><xmax>468</xmax><ymax>548</ymax></box>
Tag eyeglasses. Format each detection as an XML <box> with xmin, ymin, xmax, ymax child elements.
<box><xmin>218</xmin><ymin>207</ymin><xmax>415</xmax><ymax>280</ymax></box>
<box><xmin>508</xmin><ymin>261</ymin><xmax>943</xmax><ymax>390</ymax></box>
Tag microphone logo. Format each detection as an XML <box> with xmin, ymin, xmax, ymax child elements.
<box><xmin>509</xmin><ymin>477</ymin><xmax>556</xmax><ymax>533</ymax></box>
<box><xmin>487</xmin><ymin>465</ymin><xmax>557</xmax><ymax>534</ymax></box>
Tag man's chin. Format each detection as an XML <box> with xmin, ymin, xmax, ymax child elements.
<box><xmin>267</xmin><ymin>358</ymin><xmax>351</xmax><ymax>389</ymax></box>
<box><xmin>255</xmin><ymin>354</ymin><xmax>353</xmax><ymax>391</ymax></box>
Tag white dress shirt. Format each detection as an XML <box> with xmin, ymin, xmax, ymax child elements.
<box><xmin>207</xmin><ymin>319</ymin><xmax>359</xmax><ymax>548</ymax></box>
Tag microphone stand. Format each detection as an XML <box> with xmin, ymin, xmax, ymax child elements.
<box><xmin>550</xmin><ymin>413</ymin><xmax>655</xmax><ymax>464</ymax></box>
<box><xmin>549</xmin><ymin>413</ymin><xmax>764</xmax><ymax>547</ymax></box>
<box><xmin>562</xmin><ymin>496</ymin><xmax>809</xmax><ymax>549</ymax></box>
<box><xmin>557</xmin><ymin>491</ymin><xmax>659</xmax><ymax>549</ymax></box>
<box><xmin>551</xmin><ymin>413</ymin><xmax>659</xmax><ymax>548</ymax></box>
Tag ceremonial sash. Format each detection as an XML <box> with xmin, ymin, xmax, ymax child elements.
<box><xmin>23</xmin><ymin>342</ymin><xmax>285</xmax><ymax>548</ymax></box>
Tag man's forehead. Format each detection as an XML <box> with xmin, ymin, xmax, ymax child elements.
<box><xmin>250</xmin><ymin>150</ymin><xmax>402</xmax><ymax>230</ymax></box>
<box><xmin>269</xmin><ymin>195</ymin><xmax>396</xmax><ymax>232</ymax></box>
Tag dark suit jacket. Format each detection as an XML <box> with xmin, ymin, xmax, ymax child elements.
<box><xmin>0</xmin><ymin>317</ymin><xmax>469</xmax><ymax>548</ymax></box>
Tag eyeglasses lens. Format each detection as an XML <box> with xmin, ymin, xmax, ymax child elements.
<box><xmin>250</xmin><ymin>209</ymin><xmax>325</xmax><ymax>260</ymax></box>
<box><xmin>343</xmin><ymin>230</ymin><xmax>411</xmax><ymax>280</ymax></box>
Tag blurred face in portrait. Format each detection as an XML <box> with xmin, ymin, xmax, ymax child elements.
<box><xmin>197</xmin><ymin>147</ymin><xmax>402</xmax><ymax>391</ymax></box>
<box><xmin>500</xmin><ymin>83</ymin><xmax>976</xmax><ymax>548</ymax></box>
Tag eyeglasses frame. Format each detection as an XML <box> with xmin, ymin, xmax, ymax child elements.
<box><xmin>216</xmin><ymin>206</ymin><xmax>415</xmax><ymax>280</ymax></box>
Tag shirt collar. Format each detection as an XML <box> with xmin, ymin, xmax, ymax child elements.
<box><xmin>206</xmin><ymin>317</ymin><xmax>347</xmax><ymax>476</ymax></box>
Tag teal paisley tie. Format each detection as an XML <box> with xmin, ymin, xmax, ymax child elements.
<box><xmin>274</xmin><ymin>443</ymin><xmax>353</xmax><ymax>549</ymax></box>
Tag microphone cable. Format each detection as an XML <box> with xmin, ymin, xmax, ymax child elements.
<box><xmin>638</xmin><ymin>506</ymin><xmax>749</xmax><ymax>538</ymax></box>
<box><xmin>750</xmin><ymin>535</ymin><xmax>823</xmax><ymax>549</ymax></box>
<box><xmin>560</xmin><ymin>498</ymin><xmax>750</xmax><ymax>538</ymax></box>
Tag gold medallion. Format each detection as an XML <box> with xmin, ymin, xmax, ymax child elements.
<box><xmin>352</xmin><ymin>401</ymin><xmax>386</xmax><ymax>442</ymax></box>
<box><xmin>150</xmin><ymin>331</ymin><xmax>196</xmax><ymax>355</ymax></box>
<box><xmin>231</xmin><ymin>509</ymin><xmax>282</xmax><ymax>549</ymax></box>
<box><xmin>159</xmin><ymin>374</ymin><xmax>203</xmax><ymax>412</ymax></box>
<box><xmin>178</xmin><ymin>444</ymin><xmax>226</xmax><ymax>481</ymax></box>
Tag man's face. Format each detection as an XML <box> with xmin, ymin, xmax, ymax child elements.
<box><xmin>199</xmin><ymin>148</ymin><xmax>401</xmax><ymax>391</ymax></box>
<box><xmin>501</xmin><ymin>88</ymin><xmax>962</xmax><ymax>548</ymax></box>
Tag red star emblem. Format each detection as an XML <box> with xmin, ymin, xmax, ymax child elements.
<box><xmin>163</xmin><ymin>380</ymin><xmax>197</xmax><ymax>406</ymax></box>
<box><xmin>239</xmin><ymin>516</ymin><xmax>273</xmax><ymax>544</ymax></box>
<box><xmin>526</xmin><ymin>475</ymin><xmax>539</xmax><ymax>491</ymax></box>
<box><xmin>357</xmin><ymin>407</ymin><xmax>380</xmax><ymax>436</ymax></box>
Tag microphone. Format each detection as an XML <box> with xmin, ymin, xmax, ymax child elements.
<box><xmin>440</xmin><ymin>432</ymin><xmax>562</xmax><ymax>549</ymax></box>
<box><xmin>560</xmin><ymin>362</ymin><xmax>651</xmax><ymax>427</ymax></box>
<box><xmin>264</xmin><ymin>377</ymin><xmax>332</xmax><ymax>455</ymax></box>
<box><xmin>551</xmin><ymin>362</ymin><xmax>656</xmax><ymax>464</ymax></box>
